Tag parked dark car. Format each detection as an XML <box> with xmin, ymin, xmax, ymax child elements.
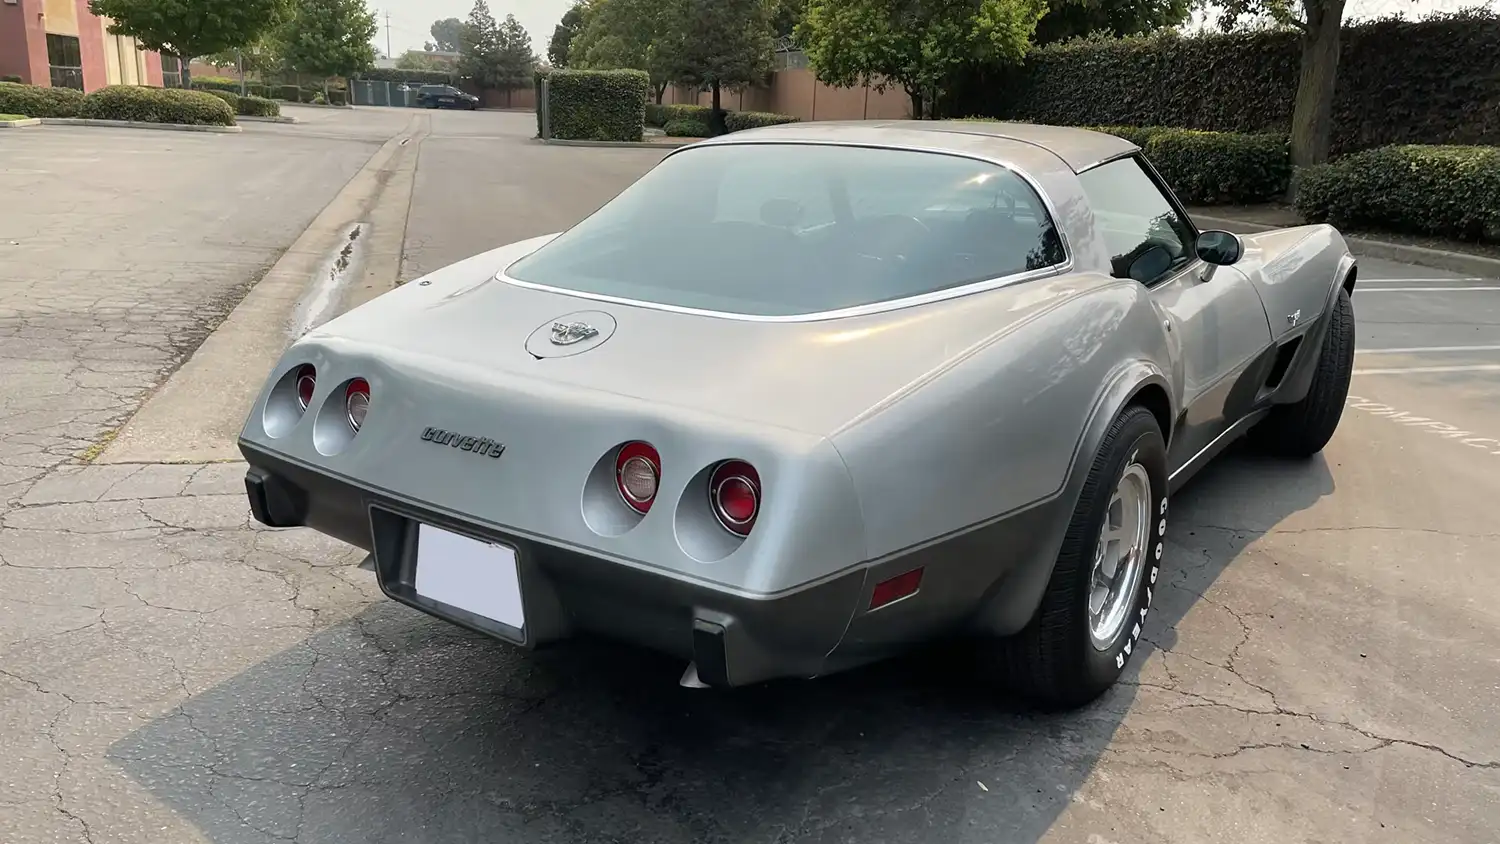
<box><xmin>415</xmin><ymin>85</ymin><xmax>479</xmax><ymax>110</ymax></box>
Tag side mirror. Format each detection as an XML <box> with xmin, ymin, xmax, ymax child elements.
<box><xmin>1195</xmin><ymin>230</ymin><xmax>1243</xmax><ymax>266</ymax></box>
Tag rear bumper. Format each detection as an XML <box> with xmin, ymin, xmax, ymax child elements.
<box><xmin>244</xmin><ymin>448</ymin><xmax>869</xmax><ymax>686</ymax></box>
<box><xmin>243</xmin><ymin>446</ymin><xmax>1068</xmax><ymax>687</ymax></box>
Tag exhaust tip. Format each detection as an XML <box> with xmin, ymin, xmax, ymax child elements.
<box><xmin>679</xmin><ymin>662</ymin><xmax>710</xmax><ymax>689</ymax></box>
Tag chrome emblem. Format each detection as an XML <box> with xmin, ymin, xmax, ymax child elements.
<box><xmin>550</xmin><ymin>321</ymin><xmax>599</xmax><ymax>346</ymax></box>
<box><xmin>1287</xmin><ymin>309</ymin><xmax>1302</xmax><ymax>326</ymax></box>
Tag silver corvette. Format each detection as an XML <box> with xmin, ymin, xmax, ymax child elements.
<box><xmin>239</xmin><ymin>121</ymin><xmax>1357</xmax><ymax>708</ymax></box>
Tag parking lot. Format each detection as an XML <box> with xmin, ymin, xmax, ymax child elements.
<box><xmin>0</xmin><ymin>108</ymin><xmax>1496</xmax><ymax>844</ymax></box>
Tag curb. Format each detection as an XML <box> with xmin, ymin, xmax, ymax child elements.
<box><xmin>95</xmin><ymin>112</ymin><xmax>431</xmax><ymax>465</ymax></box>
<box><xmin>1194</xmin><ymin>213</ymin><xmax>1500</xmax><ymax>278</ymax></box>
<box><xmin>40</xmin><ymin>117</ymin><xmax>242</xmax><ymax>133</ymax></box>
<box><xmin>534</xmin><ymin>136</ymin><xmax>693</xmax><ymax>149</ymax></box>
<box><xmin>0</xmin><ymin>118</ymin><xmax>41</xmax><ymax>129</ymax></box>
<box><xmin>237</xmin><ymin>114</ymin><xmax>300</xmax><ymax>124</ymax></box>
<box><xmin>283</xmin><ymin>102</ymin><xmax>354</xmax><ymax>110</ymax></box>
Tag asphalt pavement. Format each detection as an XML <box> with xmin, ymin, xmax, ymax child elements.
<box><xmin>0</xmin><ymin>109</ymin><xmax>1496</xmax><ymax>844</ymax></box>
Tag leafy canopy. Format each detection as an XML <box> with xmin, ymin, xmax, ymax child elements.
<box><xmin>429</xmin><ymin>17</ymin><xmax>465</xmax><ymax>52</ymax></box>
<box><xmin>458</xmin><ymin>0</ymin><xmax>504</xmax><ymax>87</ymax></box>
<box><xmin>569</xmin><ymin>0</ymin><xmax>679</xmax><ymax>92</ymax></box>
<box><xmin>798</xmin><ymin>0</ymin><xmax>1049</xmax><ymax>113</ymax></box>
<box><xmin>1032</xmin><ymin>0</ymin><xmax>1195</xmax><ymax>44</ymax></box>
<box><xmin>549</xmin><ymin>1</ymin><xmax>590</xmax><ymax>66</ymax></box>
<box><xmin>658</xmin><ymin>0</ymin><xmax>775</xmax><ymax>91</ymax></box>
<box><xmin>281</xmin><ymin>0</ymin><xmax>379</xmax><ymax>78</ymax></box>
<box><xmin>494</xmin><ymin>14</ymin><xmax>538</xmax><ymax>89</ymax></box>
<box><xmin>88</xmin><ymin>0</ymin><xmax>291</xmax><ymax>59</ymax></box>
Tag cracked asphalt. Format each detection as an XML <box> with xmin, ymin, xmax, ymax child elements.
<box><xmin>2</xmin><ymin>109</ymin><xmax>1498</xmax><ymax>843</ymax></box>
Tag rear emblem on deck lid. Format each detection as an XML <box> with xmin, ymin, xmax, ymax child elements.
<box><xmin>550</xmin><ymin>321</ymin><xmax>599</xmax><ymax>345</ymax></box>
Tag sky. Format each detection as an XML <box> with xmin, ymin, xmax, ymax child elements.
<box><xmin>372</xmin><ymin>0</ymin><xmax>576</xmax><ymax>58</ymax></box>
<box><xmin>369</xmin><ymin>0</ymin><xmax>1496</xmax><ymax>58</ymax></box>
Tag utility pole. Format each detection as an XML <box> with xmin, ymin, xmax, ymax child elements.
<box><xmin>385</xmin><ymin>11</ymin><xmax>393</xmax><ymax>60</ymax></box>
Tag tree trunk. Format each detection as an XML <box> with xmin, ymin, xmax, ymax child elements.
<box><xmin>710</xmin><ymin>81</ymin><xmax>727</xmax><ymax>135</ymax></box>
<box><xmin>181</xmin><ymin>55</ymin><xmax>193</xmax><ymax>89</ymax></box>
<box><xmin>1287</xmin><ymin>0</ymin><xmax>1345</xmax><ymax>191</ymax></box>
<box><xmin>655</xmin><ymin>82</ymin><xmax>666</xmax><ymax>104</ymax></box>
<box><xmin>908</xmin><ymin>87</ymin><xmax>924</xmax><ymax>120</ymax></box>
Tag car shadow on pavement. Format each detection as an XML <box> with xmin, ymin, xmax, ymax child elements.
<box><xmin>107</xmin><ymin>443</ymin><xmax>1334</xmax><ymax>844</ymax></box>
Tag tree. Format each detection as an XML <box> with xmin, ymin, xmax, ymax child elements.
<box><xmin>771</xmin><ymin>0</ymin><xmax>809</xmax><ymax>39</ymax></box>
<box><xmin>494</xmin><ymin>14</ymin><xmax>537</xmax><ymax>89</ymax></box>
<box><xmin>397</xmin><ymin>50</ymin><xmax>457</xmax><ymax>71</ymax></box>
<box><xmin>549</xmin><ymin>1</ymin><xmax>590</xmax><ymax>66</ymax></box>
<box><xmin>1032</xmin><ymin>0</ymin><xmax>1194</xmax><ymax>44</ymax></box>
<box><xmin>430</xmin><ymin>17</ymin><xmax>466</xmax><ymax>52</ymax></box>
<box><xmin>798</xmin><ymin>0</ymin><xmax>1049</xmax><ymax>119</ymax></box>
<box><xmin>1215</xmin><ymin>0</ymin><xmax>1340</xmax><ymax>173</ymax></box>
<box><xmin>281</xmin><ymin>0</ymin><xmax>378</xmax><ymax>95</ymax></box>
<box><xmin>659</xmin><ymin>0</ymin><xmax>774</xmax><ymax>133</ymax></box>
<box><xmin>569</xmin><ymin>0</ymin><xmax>679</xmax><ymax>101</ymax></box>
<box><xmin>458</xmin><ymin>0</ymin><xmax>505</xmax><ymax>88</ymax></box>
<box><xmin>88</xmin><ymin>0</ymin><xmax>290</xmax><ymax>87</ymax></box>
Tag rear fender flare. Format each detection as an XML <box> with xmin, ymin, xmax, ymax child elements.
<box><xmin>970</xmin><ymin>361</ymin><xmax>1173</xmax><ymax>637</ymax></box>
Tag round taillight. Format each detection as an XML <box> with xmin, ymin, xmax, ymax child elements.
<box><xmin>345</xmin><ymin>379</ymin><xmax>370</xmax><ymax>432</ymax></box>
<box><xmin>710</xmin><ymin>461</ymin><xmax>760</xmax><ymax>536</ymax></box>
<box><xmin>295</xmin><ymin>365</ymin><xmax>316</xmax><ymax>410</ymax></box>
<box><xmin>615</xmin><ymin>442</ymin><xmax>660</xmax><ymax>514</ymax></box>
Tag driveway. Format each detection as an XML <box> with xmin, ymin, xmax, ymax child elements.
<box><xmin>1</xmin><ymin>109</ymin><xmax>1496</xmax><ymax>844</ymax></box>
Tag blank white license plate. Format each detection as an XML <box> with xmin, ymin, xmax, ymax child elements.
<box><xmin>413</xmin><ymin>524</ymin><xmax>524</xmax><ymax>630</ymax></box>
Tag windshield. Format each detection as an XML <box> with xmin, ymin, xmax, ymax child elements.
<box><xmin>503</xmin><ymin>143</ymin><xmax>1067</xmax><ymax>316</ymax></box>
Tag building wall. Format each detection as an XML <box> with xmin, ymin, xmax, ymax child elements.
<box><xmin>0</xmin><ymin>0</ymin><xmax>156</xmax><ymax>89</ymax></box>
<box><xmin>0</xmin><ymin>0</ymin><xmax>50</xmax><ymax>84</ymax></box>
<box><xmin>658</xmin><ymin>68</ymin><xmax>911</xmax><ymax>123</ymax></box>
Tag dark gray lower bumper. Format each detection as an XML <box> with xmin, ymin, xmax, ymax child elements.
<box><xmin>242</xmin><ymin>446</ymin><xmax>1065</xmax><ymax>687</ymax></box>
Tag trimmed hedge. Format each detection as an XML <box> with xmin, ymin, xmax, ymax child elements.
<box><xmin>238</xmin><ymin>95</ymin><xmax>280</xmax><ymax>117</ymax></box>
<box><xmin>545</xmin><ymin>68</ymin><xmax>649</xmax><ymax>142</ymax></box>
<box><xmin>725</xmin><ymin>110</ymin><xmax>800</xmax><ymax>132</ymax></box>
<box><xmin>945</xmin><ymin>10</ymin><xmax>1500</xmax><ymax>155</ymax></box>
<box><xmin>191</xmin><ymin>77</ymin><xmax>244</xmax><ymax>94</ymax></box>
<box><xmin>0</xmin><ymin>82</ymin><xmax>84</xmax><ymax>118</ymax></box>
<box><xmin>664</xmin><ymin>118</ymin><xmax>711</xmax><ymax>138</ymax></box>
<box><xmin>1295</xmin><ymin>145</ymin><xmax>1500</xmax><ymax>242</ymax></box>
<box><xmin>2</xmin><ymin>75</ymin><xmax>25</xmax><ymax>83</ymax></box>
<box><xmin>1139</xmin><ymin>129</ymin><xmax>1290</xmax><ymax>205</ymax></box>
<box><xmin>204</xmin><ymin>90</ymin><xmax>240</xmax><ymax>109</ymax></box>
<box><xmin>78</xmin><ymin>86</ymin><xmax>236</xmax><ymax>126</ymax></box>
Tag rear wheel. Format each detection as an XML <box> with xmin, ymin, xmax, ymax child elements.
<box><xmin>991</xmin><ymin>405</ymin><xmax>1169</xmax><ymax>709</ymax></box>
<box><xmin>1250</xmin><ymin>286</ymin><xmax>1355</xmax><ymax>458</ymax></box>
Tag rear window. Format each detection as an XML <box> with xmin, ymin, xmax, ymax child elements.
<box><xmin>503</xmin><ymin>143</ymin><xmax>1066</xmax><ymax>317</ymax></box>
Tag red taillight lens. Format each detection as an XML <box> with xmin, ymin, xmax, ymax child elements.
<box><xmin>710</xmin><ymin>460</ymin><xmax>760</xmax><ymax>536</ymax></box>
<box><xmin>615</xmin><ymin>442</ymin><xmax>660</xmax><ymax>514</ymax></box>
<box><xmin>345</xmin><ymin>378</ymin><xmax>370</xmax><ymax>432</ymax></box>
<box><xmin>295</xmin><ymin>365</ymin><xmax>316</xmax><ymax>410</ymax></box>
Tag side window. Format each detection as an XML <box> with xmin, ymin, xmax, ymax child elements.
<box><xmin>1078</xmin><ymin>157</ymin><xmax>1197</xmax><ymax>285</ymax></box>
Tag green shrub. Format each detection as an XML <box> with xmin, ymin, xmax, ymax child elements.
<box><xmin>1087</xmin><ymin>125</ymin><xmax>1171</xmax><ymax>149</ymax></box>
<box><xmin>1</xmin><ymin>75</ymin><xmax>23</xmax><ymax>84</ymax></box>
<box><xmin>0</xmin><ymin>81</ymin><xmax>84</xmax><ymax>118</ymax></box>
<box><xmin>725</xmin><ymin>110</ymin><xmax>800</xmax><ymax>132</ymax></box>
<box><xmin>659</xmin><ymin>104</ymin><xmax>711</xmax><ymax>124</ymax></box>
<box><xmin>1295</xmin><ymin>145</ymin><xmax>1500</xmax><ymax>242</ymax></box>
<box><xmin>1141</xmin><ymin>129</ymin><xmax>1291</xmax><ymax>204</ymax></box>
<box><xmin>546</xmin><ymin>68</ymin><xmax>649</xmax><ymax>142</ymax></box>
<box><xmin>204</xmin><ymin>89</ymin><xmax>241</xmax><ymax>110</ymax></box>
<box><xmin>277</xmin><ymin>84</ymin><xmax>301</xmax><ymax>102</ymax></box>
<box><xmin>645</xmin><ymin>103</ymin><xmax>668</xmax><ymax>127</ymax></box>
<box><xmin>191</xmin><ymin>77</ymin><xmax>243</xmax><ymax>94</ymax></box>
<box><xmin>664</xmin><ymin>118</ymin><xmax>711</xmax><ymax>138</ymax></box>
<box><xmin>237</xmin><ymin>95</ymin><xmax>280</xmax><ymax>117</ymax></box>
<box><xmin>945</xmin><ymin>9</ymin><xmax>1500</xmax><ymax>155</ymax></box>
<box><xmin>78</xmin><ymin>85</ymin><xmax>236</xmax><ymax>126</ymax></box>
<box><xmin>327</xmin><ymin>89</ymin><xmax>347</xmax><ymax>106</ymax></box>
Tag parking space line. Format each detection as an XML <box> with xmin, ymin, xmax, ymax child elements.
<box><xmin>1356</xmin><ymin>345</ymin><xmax>1500</xmax><ymax>355</ymax></box>
<box><xmin>1356</xmin><ymin>287</ymin><xmax>1500</xmax><ymax>293</ymax></box>
<box><xmin>1358</xmin><ymin>277</ymin><xmax>1490</xmax><ymax>283</ymax></box>
<box><xmin>1354</xmin><ymin>364</ymin><xmax>1500</xmax><ymax>376</ymax></box>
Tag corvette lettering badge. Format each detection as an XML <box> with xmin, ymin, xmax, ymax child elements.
<box><xmin>1287</xmin><ymin>309</ymin><xmax>1302</xmax><ymax>326</ymax></box>
<box><xmin>421</xmin><ymin>427</ymin><xmax>505</xmax><ymax>459</ymax></box>
<box><xmin>550</xmin><ymin>321</ymin><xmax>599</xmax><ymax>346</ymax></box>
